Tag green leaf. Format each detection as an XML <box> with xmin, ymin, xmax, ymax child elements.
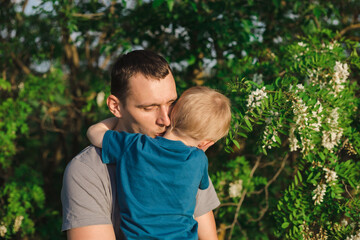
<box><xmin>153</xmin><ymin>0</ymin><xmax>165</xmax><ymax>8</ymax></box>
<box><xmin>238</xmin><ymin>132</ymin><xmax>248</xmax><ymax>138</ymax></box>
<box><xmin>166</xmin><ymin>0</ymin><xmax>174</xmax><ymax>11</ymax></box>
<box><xmin>262</xmin><ymin>147</ymin><xmax>268</xmax><ymax>155</ymax></box>
<box><xmin>282</xmin><ymin>222</ymin><xmax>290</xmax><ymax>228</ymax></box>
<box><xmin>233</xmin><ymin>139</ymin><xmax>241</xmax><ymax>149</ymax></box>
<box><xmin>318</xmin><ymin>152</ymin><xmax>325</xmax><ymax>160</ymax></box>
<box><xmin>297</xmin><ymin>171</ymin><xmax>303</xmax><ymax>183</ymax></box>
<box><xmin>307</xmin><ymin>172</ymin><xmax>313</xmax><ymax>182</ymax></box>
<box><xmin>0</xmin><ymin>78</ymin><xmax>11</xmax><ymax>91</ymax></box>
<box><xmin>244</xmin><ymin>118</ymin><xmax>252</xmax><ymax>131</ymax></box>
<box><xmin>275</xmin><ymin>135</ymin><xmax>282</xmax><ymax>144</ymax></box>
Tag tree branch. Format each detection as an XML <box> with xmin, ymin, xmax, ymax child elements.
<box><xmin>72</xmin><ymin>12</ymin><xmax>104</xmax><ymax>19</ymax></box>
<box><xmin>226</xmin><ymin>156</ymin><xmax>261</xmax><ymax>240</ymax></box>
<box><xmin>336</xmin><ymin>23</ymin><xmax>360</xmax><ymax>39</ymax></box>
<box><xmin>10</xmin><ymin>52</ymin><xmax>31</xmax><ymax>75</ymax></box>
<box><xmin>248</xmin><ymin>154</ymin><xmax>288</xmax><ymax>223</ymax></box>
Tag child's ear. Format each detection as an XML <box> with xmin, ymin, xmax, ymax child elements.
<box><xmin>107</xmin><ymin>95</ymin><xmax>122</xmax><ymax>118</ymax></box>
<box><xmin>198</xmin><ymin>140</ymin><xmax>215</xmax><ymax>152</ymax></box>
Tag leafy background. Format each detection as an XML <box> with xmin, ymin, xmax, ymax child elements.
<box><xmin>1</xmin><ymin>0</ymin><xmax>360</xmax><ymax>239</ymax></box>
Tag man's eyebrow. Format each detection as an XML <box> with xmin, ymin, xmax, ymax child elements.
<box><xmin>137</xmin><ymin>99</ymin><xmax>177</xmax><ymax>108</ymax></box>
<box><xmin>136</xmin><ymin>103</ymin><xmax>159</xmax><ymax>108</ymax></box>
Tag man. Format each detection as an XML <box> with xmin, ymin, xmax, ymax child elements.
<box><xmin>61</xmin><ymin>50</ymin><xmax>220</xmax><ymax>239</ymax></box>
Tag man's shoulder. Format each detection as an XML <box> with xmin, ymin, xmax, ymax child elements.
<box><xmin>65</xmin><ymin>145</ymin><xmax>113</xmax><ymax>178</ymax></box>
<box><xmin>69</xmin><ymin>145</ymin><xmax>101</xmax><ymax>165</ymax></box>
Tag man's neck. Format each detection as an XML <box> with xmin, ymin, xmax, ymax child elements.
<box><xmin>113</xmin><ymin>119</ymin><xmax>126</xmax><ymax>132</ymax></box>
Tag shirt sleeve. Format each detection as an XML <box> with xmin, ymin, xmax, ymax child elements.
<box><xmin>194</xmin><ymin>177</ymin><xmax>220</xmax><ymax>218</ymax></box>
<box><xmin>199</xmin><ymin>156</ymin><xmax>210</xmax><ymax>190</ymax></box>
<box><xmin>61</xmin><ymin>146</ymin><xmax>113</xmax><ymax>231</ymax></box>
<box><xmin>102</xmin><ymin>130</ymin><xmax>136</xmax><ymax>164</ymax></box>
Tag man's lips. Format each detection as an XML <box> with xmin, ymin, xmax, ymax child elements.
<box><xmin>156</xmin><ymin>131</ymin><xmax>166</xmax><ymax>137</ymax></box>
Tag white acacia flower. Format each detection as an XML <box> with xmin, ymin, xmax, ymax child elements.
<box><xmin>341</xmin><ymin>219</ymin><xmax>349</xmax><ymax>227</ymax></box>
<box><xmin>246</xmin><ymin>87</ymin><xmax>268</xmax><ymax>109</ymax></box>
<box><xmin>346</xmin><ymin>229</ymin><xmax>360</xmax><ymax>240</ymax></box>
<box><xmin>13</xmin><ymin>216</ymin><xmax>24</xmax><ymax>233</ymax></box>
<box><xmin>298</xmin><ymin>42</ymin><xmax>306</xmax><ymax>47</ymax></box>
<box><xmin>313</xmin><ymin>184</ymin><xmax>326</xmax><ymax>205</ymax></box>
<box><xmin>289</xmin><ymin>123</ymin><xmax>300</xmax><ymax>152</ymax></box>
<box><xmin>252</xmin><ymin>73</ymin><xmax>263</xmax><ymax>86</ymax></box>
<box><xmin>96</xmin><ymin>91</ymin><xmax>106</xmax><ymax>107</ymax></box>
<box><xmin>322</xmin><ymin>130</ymin><xmax>343</xmax><ymax>151</ymax></box>
<box><xmin>18</xmin><ymin>82</ymin><xmax>24</xmax><ymax>90</ymax></box>
<box><xmin>263</xmin><ymin>125</ymin><xmax>279</xmax><ymax>149</ymax></box>
<box><xmin>307</xmin><ymin>68</ymin><xmax>319</xmax><ymax>83</ymax></box>
<box><xmin>290</xmin><ymin>84</ymin><xmax>305</xmax><ymax>94</ymax></box>
<box><xmin>309</xmin><ymin>100</ymin><xmax>323</xmax><ymax>132</ymax></box>
<box><xmin>0</xmin><ymin>225</ymin><xmax>7</xmax><ymax>237</ymax></box>
<box><xmin>229</xmin><ymin>179</ymin><xmax>243</xmax><ymax>198</ymax></box>
<box><xmin>290</xmin><ymin>97</ymin><xmax>319</xmax><ymax>153</ymax></box>
<box><xmin>296</xmin><ymin>84</ymin><xmax>305</xmax><ymax>91</ymax></box>
<box><xmin>323</xmin><ymin>168</ymin><xmax>338</xmax><ymax>185</ymax></box>
<box><xmin>331</xmin><ymin>61</ymin><xmax>349</xmax><ymax>95</ymax></box>
<box><xmin>322</xmin><ymin>108</ymin><xmax>343</xmax><ymax>151</ymax></box>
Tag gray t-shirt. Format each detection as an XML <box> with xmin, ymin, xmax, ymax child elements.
<box><xmin>61</xmin><ymin>146</ymin><xmax>220</xmax><ymax>239</ymax></box>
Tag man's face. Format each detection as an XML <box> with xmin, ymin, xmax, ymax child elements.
<box><xmin>118</xmin><ymin>72</ymin><xmax>177</xmax><ymax>138</ymax></box>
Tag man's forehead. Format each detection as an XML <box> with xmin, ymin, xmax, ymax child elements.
<box><xmin>127</xmin><ymin>73</ymin><xmax>177</xmax><ymax>103</ymax></box>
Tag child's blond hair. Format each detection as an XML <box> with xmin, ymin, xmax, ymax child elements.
<box><xmin>170</xmin><ymin>86</ymin><xmax>231</xmax><ymax>142</ymax></box>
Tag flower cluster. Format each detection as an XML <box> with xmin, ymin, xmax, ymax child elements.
<box><xmin>341</xmin><ymin>219</ymin><xmax>349</xmax><ymax>227</ymax></box>
<box><xmin>307</xmin><ymin>68</ymin><xmax>320</xmax><ymax>84</ymax></box>
<box><xmin>263</xmin><ymin>125</ymin><xmax>279</xmax><ymax>149</ymax></box>
<box><xmin>301</xmin><ymin>223</ymin><xmax>329</xmax><ymax>240</ymax></box>
<box><xmin>289</xmin><ymin>84</ymin><xmax>325</xmax><ymax>153</ymax></box>
<box><xmin>331</xmin><ymin>61</ymin><xmax>349</xmax><ymax>95</ymax></box>
<box><xmin>346</xmin><ymin>229</ymin><xmax>360</xmax><ymax>240</ymax></box>
<box><xmin>289</xmin><ymin>123</ymin><xmax>300</xmax><ymax>152</ymax></box>
<box><xmin>96</xmin><ymin>91</ymin><xmax>105</xmax><ymax>107</ymax></box>
<box><xmin>0</xmin><ymin>224</ymin><xmax>6</xmax><ymax>237</ymax></box>
<box><xmin>229</xmin><ymin>179</ymin><xmax>243</xmax><ymax>198</ymax></box>
<box><xmin>309</xmin><ymin>100</ymin><xmax>323</xmax><ymax>132</ymax></box>
<box><xmin>294</xmin><ymin>42</ymin><xmax>309</xmax><ymax>60</ymax></box>
<box><xmin>262</xmin><ymin>110</ymin><xmax>281</xmax><ymax>149</ymax></box>
<box><xmin>322</xmin><ymin>108</ymin><xmax>343</xmax><ymax>152</ymax></box>
<box><xmin>323</xmin><ymin>168</ymin><xmax>338</xmax><ymax>186</ymax></box>
<box><xmin>312</xmin><ymin>184</ymin><xmax>326</xmax><ymax>205</ymax></box>
<box><xmin>252</xmin><ymin>73</ymin><xmax>263</xmax><ymax>86</ymax></box>
<box><xmin>290</xmin><ymin>96</ymin><xmax>314</xmax><ymax>153</ymax></box>
<box><xmin>13</xmin><ymin>215</ymin><xmax>24</xmax><ymax>233</ymax></box>
<box><xmin>247</xmin><ymin>87</ymin><xmax>268</xmax><ymax>109</ymax></box>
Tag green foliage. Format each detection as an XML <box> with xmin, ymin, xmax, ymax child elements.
<box><xmin>1</xmin><ymin>0</ymin><xmax>360</xmax><ymax>239</ymax></box>
<box><xmin>218</xmin><ymin>33</ymin><xmax>360</xmax><ymax>239</ymax></box>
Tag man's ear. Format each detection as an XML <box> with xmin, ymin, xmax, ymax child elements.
<box><xmin>197</xmin><ymin>140</ymin><xmax>215</xmax><ymax>152</ymax></box>
<box><xmin>107</xmin><ymin>95</ymin><xmax>122</xmax><ymax>118</ymax></box>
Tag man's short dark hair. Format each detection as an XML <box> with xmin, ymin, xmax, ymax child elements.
<box><xmin>111</xmin><ymin>50</ymin><xmax>172</xmax><ymax>104</ymax></box>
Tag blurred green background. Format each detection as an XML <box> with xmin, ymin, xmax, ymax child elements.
<box><xmin>1</xmin><ymin>0</ymin><xmax>360</xmax><ymax>239</ymax></box>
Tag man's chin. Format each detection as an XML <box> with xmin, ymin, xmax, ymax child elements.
<box><xmin>155</xmin><ymin>131</ymin><xmax>166</xmax><ymax>137</ymax></box>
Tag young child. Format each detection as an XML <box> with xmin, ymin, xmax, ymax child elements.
<box><xmin>87</xmin><ymin>86</ymin><xmax>231</xmax><ymax>240</ymax></box>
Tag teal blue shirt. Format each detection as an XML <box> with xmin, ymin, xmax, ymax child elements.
<box><xmin>102</xmin><ymin>130</ymin><xmax>209</xmax><ymax>240</ymax></box>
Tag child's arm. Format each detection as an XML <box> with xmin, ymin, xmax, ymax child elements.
<box><xmin>196</xmin><ymin>211</ymin><xmax>218</xmax><ymax>240</ymax></box>
<box><xmin>86</xmin><ymin>117</ymin><xmax>118</xmax><ymax>148</ymax></box>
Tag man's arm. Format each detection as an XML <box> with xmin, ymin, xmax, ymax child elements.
<box><xmin>67</xmin><ymin>225</ymin><xmax>115</xmax><ymax>240</ymax></box>
<box><xmin>195</xmin><ymin>211</ymin><xmax>218</xmax><ymax>240</ymax></box>
<box><xmin>61</xmin><ymin>147</ymin><xmax>121</xmax><ymax>239</ymax></box>
<box><xmin>87</xmin><ymin>117</ymin><xmax>118</xmax><ymax>147</ymax></box>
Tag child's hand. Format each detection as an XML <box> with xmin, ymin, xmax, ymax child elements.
<box><xmin>87</xmin><ymin>117</ymin><xmax>118</xmax><ymax>148</ymax></box>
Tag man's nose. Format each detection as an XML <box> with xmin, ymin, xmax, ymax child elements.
<box><xmin>156</xmin><ymin>106</ymin><xmax>171</xmax><ymax>127</ymax></box>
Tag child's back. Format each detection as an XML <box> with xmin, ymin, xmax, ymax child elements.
<box><xmin>102</xmin><ymin>131</ymin><xmax>209</xmax><ymax>239</ymax></box>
